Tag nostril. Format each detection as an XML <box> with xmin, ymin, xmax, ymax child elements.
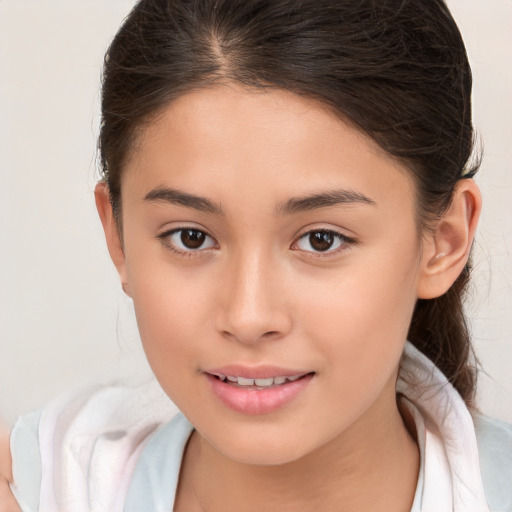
<box><xmin>221</xmin><ymin>329</ymin><xmax>282</xmax><ymax>344</ymax></box>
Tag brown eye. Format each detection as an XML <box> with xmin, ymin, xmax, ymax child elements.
<box><xmin>181</xmin><ymin>229</ymin><xmax>206</xmax><ymax>249</ymax></box>
<box><xmin>309</xmin><ymin>231</ymin><xmax>334</xmax><ymax>252</ymax></box>
<box><xmin>160</xmin><ymin>228</ymin><xmax>217</xmax><ymax>253</ymax></box>
<box><xmin>294</xmin><ymin>229</ymin><xmax>351</xmax><ymax>255</ymax></box>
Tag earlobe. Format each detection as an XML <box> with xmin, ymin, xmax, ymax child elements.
<box><xmin>94</xmin><ymin>182</ymin><xmax>132</xmax><ymax>297</ymax></box>
<box><xmin>417</xmin><ymin>179</ymin><xmax>481</xmax><ymax>299</ymax></box>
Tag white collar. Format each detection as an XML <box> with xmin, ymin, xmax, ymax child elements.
<box><xmin>397</xmin><ymin>342</ymin><xmax>489</xmax><ymax>511</ymax></box>
<box><xmin>31</xmin><ymin>342</ymin><xmax>490</xmax><ymax>511</ymax></box>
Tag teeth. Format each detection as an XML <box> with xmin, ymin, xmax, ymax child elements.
<box><xmin>254</xmin><ymin>378</ymin><xmax>274</xmax><ymax>387</ymax></box>
<box><xmin>237</xmin><ymin>377</ymin><xmax>255</xmax><ymax>386</ymax></box>
<box><xmin>217</xmin><ymin>374</ymin><xmax>306</xmax><ymax>387</ymax></box>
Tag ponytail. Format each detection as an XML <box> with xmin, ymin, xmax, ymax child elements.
<box><xmin>408</xmin><ymin>262</ymin><xmax>477</xmax><ymax>403</ymax></box>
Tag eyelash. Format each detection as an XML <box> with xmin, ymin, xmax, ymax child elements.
<box><xmin>158</xmin><ymin>227</ymin><xmax>217</xmax><ymax>258</ymax></box>
<box><xmin>292</xmin><ymin>229</ymin><xmax>356</xmax><ymax>258</ymax></box>
<box><xmin>157</xmin><ymin>227</ymin><xmax>356</xmax><ymax>259</ymax></box>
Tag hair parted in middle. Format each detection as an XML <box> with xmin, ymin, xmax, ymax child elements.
<box><xmin>99</xmin><ymin>0</ymin><xmax>480</xmax><ymax>402</ymax></box>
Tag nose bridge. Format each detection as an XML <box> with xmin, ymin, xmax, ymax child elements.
<box><xmin>218</xmin><ymin>244</ymin><xmax>290</xmax><ymax>344</ymax></box>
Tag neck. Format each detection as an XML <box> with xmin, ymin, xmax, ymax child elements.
<box><xmin>176</xmin><ymin>378</ymin><xmax>419</xmax><ymax>512</ymax></box>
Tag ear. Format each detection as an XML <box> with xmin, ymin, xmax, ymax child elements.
<box><xmin>94</xmin><ymin>182</ymin><xmax>131</xmax><ymax>297</ymax></box>
<box><xmin>417</xmin><ymin>179</ymin><xmax>481</xmax><ymax>299</ymax></box>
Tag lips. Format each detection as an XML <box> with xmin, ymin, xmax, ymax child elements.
<box><xmin>204</xmin><ymin>366</ymin><xmax>315</xmax><ymax>415</ymax></box>
<box><xmin>209</xmin><ymin>372</ymin><xmax>308</xmax><ymax>388</ymax></box>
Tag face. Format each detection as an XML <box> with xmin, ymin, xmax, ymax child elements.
<box><xmin>115</xmin><ymin>85</ymin><xmax>426</xmax><ymax>465</ymax></box>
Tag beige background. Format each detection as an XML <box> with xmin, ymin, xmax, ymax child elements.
<box><xmin>0</xmin><ymin>0</ymin><xmax>511</xmax><ymax>425</ymax></box>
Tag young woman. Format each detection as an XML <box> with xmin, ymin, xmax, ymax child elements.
<box><xmin>4</xmin><ymin>0</ymin><xmax>512</xmax><ymax>511</ymax></box>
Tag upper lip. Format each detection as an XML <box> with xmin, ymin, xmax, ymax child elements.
<box><xmin>205</xmin><ymin>365</ymin><xmax>312</xmax><ymax>379</ymax></box>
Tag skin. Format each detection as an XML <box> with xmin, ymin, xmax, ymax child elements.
<box><xmin>0</xmin><ymin>425</ymin><xmax>20</xmax><ymax>512</ymax></box>
<box><xmin>91</xmin><ymin>85</ymin><xmax>481</xmax><ymax>512</ymax></box>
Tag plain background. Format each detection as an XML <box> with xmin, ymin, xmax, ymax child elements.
<box><xmin>0</xmin><ymin>0</ymin><xmax>511</xmax><ymax>426</ymax></box>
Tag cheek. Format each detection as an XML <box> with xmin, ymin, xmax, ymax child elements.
<box><xmin>126</xmin><ymin>256</ymin><xmax>215</xmax><ymax>380</ymax></box>
<box><xmin>297</xmin><ymin>244</ymin><xmax>420</xmax><ymax>382</ymax></box>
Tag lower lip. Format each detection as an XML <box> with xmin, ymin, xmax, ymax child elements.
<box><xmin>206</xmin><ymin>374</ymin><xmax>314</xmax><ymax>415</ymax></box>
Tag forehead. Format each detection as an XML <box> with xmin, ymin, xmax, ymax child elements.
<box><xmin>123</xmin><ymin>85</ymin><xmax>415</xmax><ymax>213</ymax></box>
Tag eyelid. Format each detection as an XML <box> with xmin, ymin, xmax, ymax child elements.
<box><xmin>156</xmin><ymin>223</ymin><xmax>356</xmax><ymax>259</ymax></box>
<box><xmin>157</xmin><ymin>225</ymin><xmax>218</xmax><ymax>257</ymax></box>
<box><xmin>291</xmin><ymin>227</ymin><xmax>357</xmax><ymax>257</ymax></box>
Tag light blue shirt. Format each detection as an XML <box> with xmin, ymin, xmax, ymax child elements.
<box><xmin>10</xmin><ymin>342</ymin><xmax>512</xmax><ymax>511</ymax></box>
<box><xmin>11</xmin><ymin>409</ymin><xmax>512</xmax><ymax>511</ymax></box>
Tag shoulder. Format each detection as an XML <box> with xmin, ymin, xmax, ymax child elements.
<box><xmin>124</xmin><ymin>413</ymin><xmax>194</xmax><ymax>512</ymax></box>
<box><xmin>1</xmin><ymin>423</ymin><xmax>21</xmax><ymax>512</ymax></box>
<box><xmin>10</xmin><ymin>381</ymin><xmax>177</xmax><ymax>512</ymax></box>
<box><xmin>9</xmin><ymin>410</ymin><xmax>41</xmax><ymax>512</ymax></box>
<box><xmin>473</xmin><ymin>413</ymin><xmax>512</xmax><ymax>511</ymax></box>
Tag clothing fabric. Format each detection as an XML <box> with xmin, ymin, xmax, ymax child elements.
<box><xmin>10</xmin><ymin>342</ymin><xmax>512</xmax><ymax>512</ymax></box>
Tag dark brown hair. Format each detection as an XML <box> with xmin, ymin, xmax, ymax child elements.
<box><xmin>99</xmin><ymin>0</ymin><xmax>480</xmax><ymax>403</ymax></box>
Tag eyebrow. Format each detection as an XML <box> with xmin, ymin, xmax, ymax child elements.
<box><xmin>144</xmin><ymin>187</ymin><xmax>224</xmax><ymax>215</ymax></box>
<box><xmin>143</xmin><ymin>186</ymin><xmax>375</xmax><ymax>216</ymax></box>
<box><xmin>276</xmin><ymin>189</ymin><xmax>376</xmax><ymax>215</ymax></box>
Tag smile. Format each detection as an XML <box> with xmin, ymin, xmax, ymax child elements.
<box><xmin>209</xmin><ymin>373</ymin><xmax>307</xmax><ymax>388</ymax></box>
<box><xmin>205</xmin><ymin>370</ymin><xmax>315</xmax><ymax>415</ymax></box>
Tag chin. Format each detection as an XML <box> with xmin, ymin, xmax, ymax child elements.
<box><xmin>225</xmin><ymin>447</ymin><xmax>306</xmax><ymax>466</ymax></box>
<box><xmin>206</xmin><ymin>428</ymin><xmax>314</xmax><ymax>466</ymax></box>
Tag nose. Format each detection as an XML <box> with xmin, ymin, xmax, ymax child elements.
<box><xmin>215</xmin><ymin>250</ymin><xmax>292</xmax><ymax>345</ymax></box>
